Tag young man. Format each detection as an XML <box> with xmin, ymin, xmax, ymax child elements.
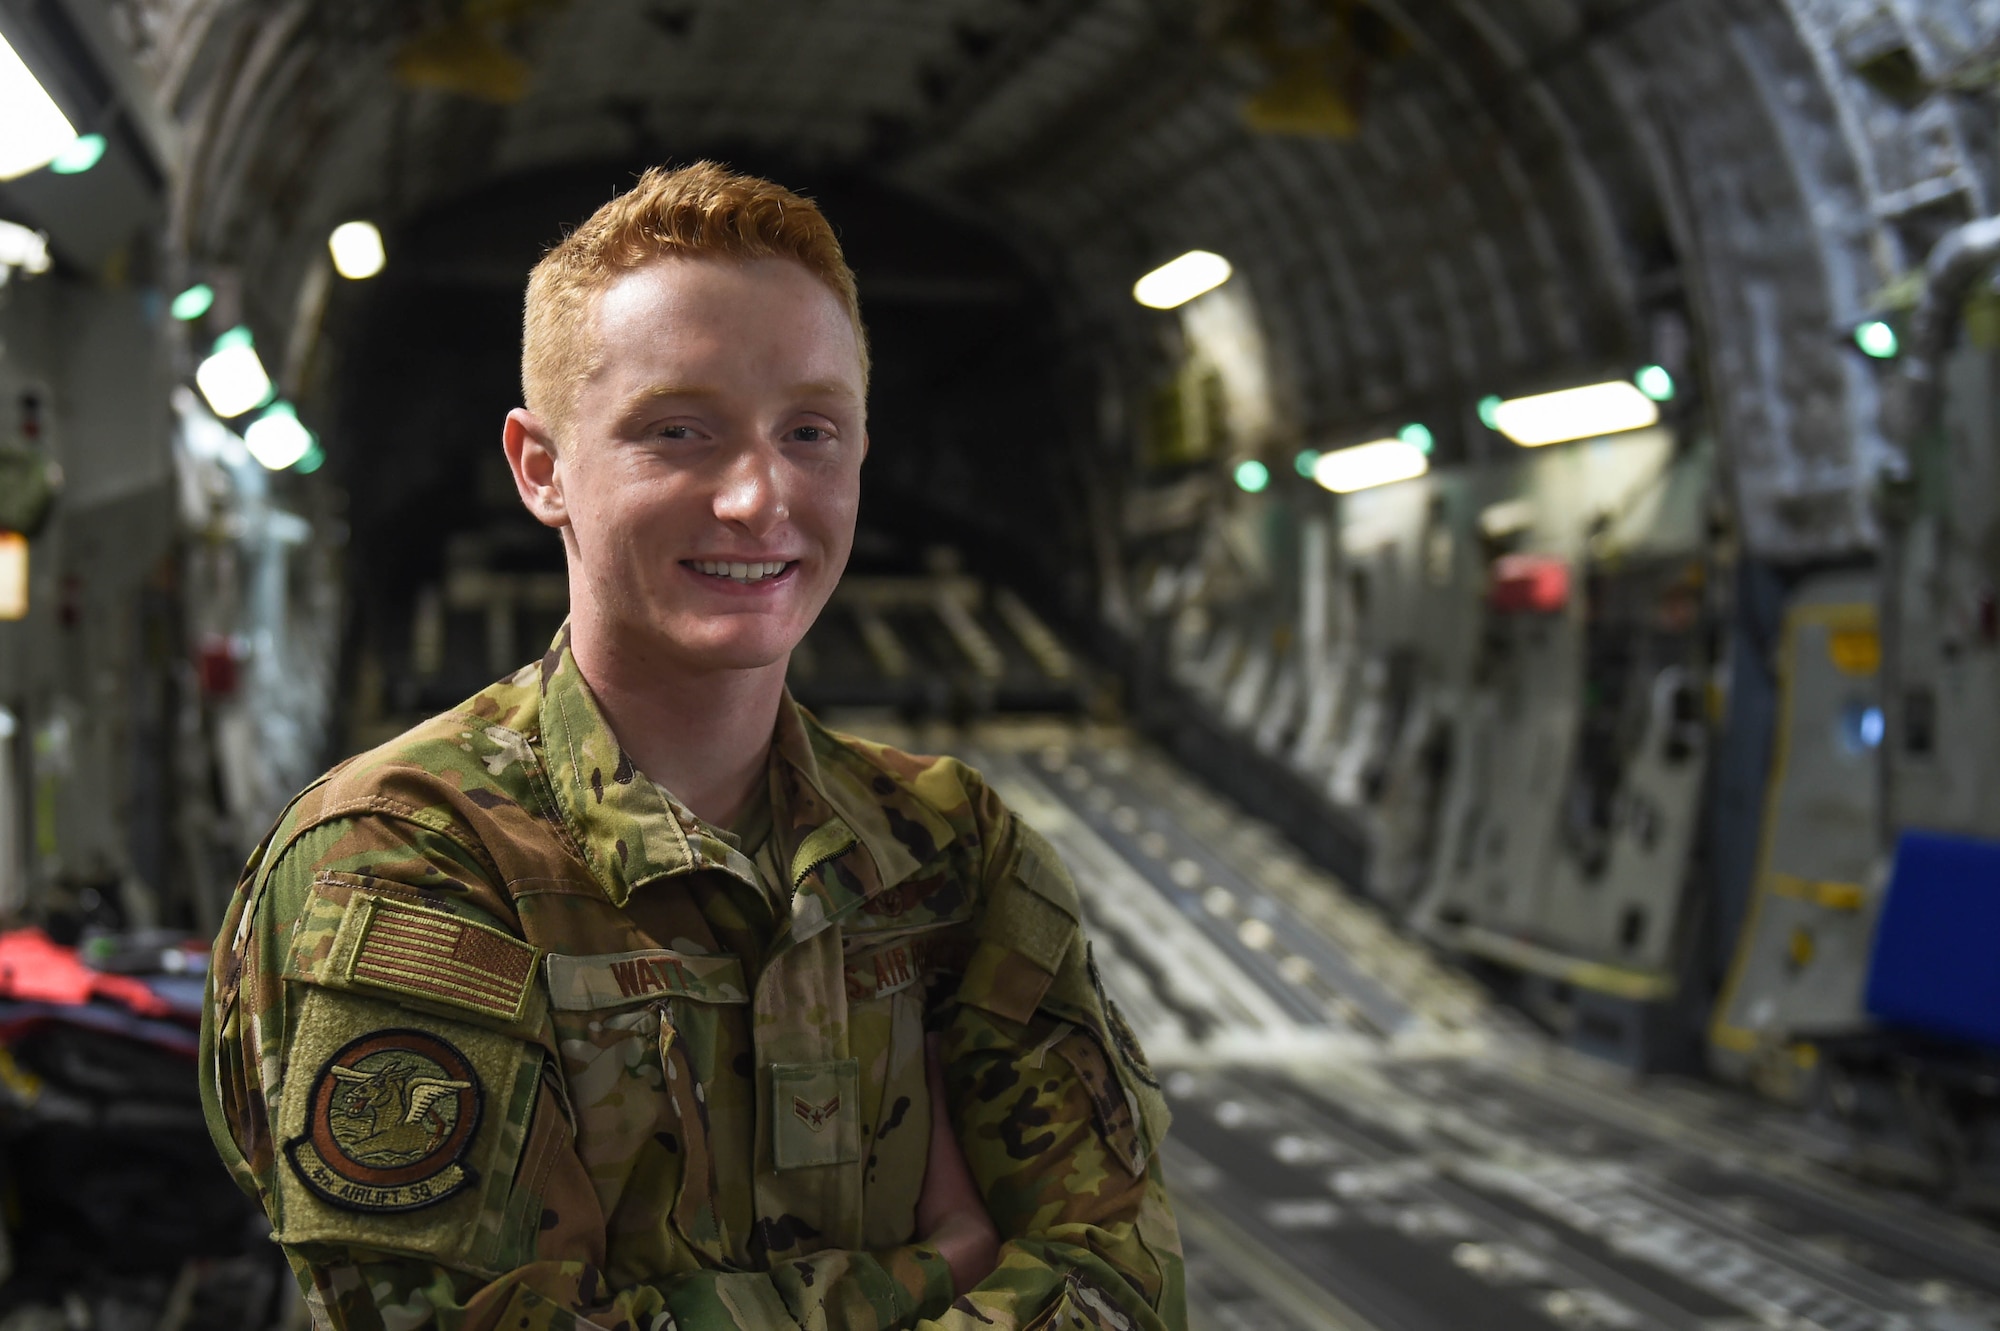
<box><xmin>200</xmin><ymin>163</ymin><xmax>1185</xmax><ymax>1331</ymax></box>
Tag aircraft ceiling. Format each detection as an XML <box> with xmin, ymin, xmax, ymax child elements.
<box><xmin>106</xmin><ymin>0</ymin><xmax>2000</xmax><ymax>560</ymax></box>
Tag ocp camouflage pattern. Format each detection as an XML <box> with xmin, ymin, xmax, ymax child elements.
<box><xmin>201</xmin><ymin>627</ymin><xmax>1186</xmax><ymax>1331</ymax></box>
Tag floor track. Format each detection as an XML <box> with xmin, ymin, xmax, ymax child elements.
<box><xmin>824</xmin><ymin>716</ymin><xmax>2000</xmax><ymax>1331</ymax></box>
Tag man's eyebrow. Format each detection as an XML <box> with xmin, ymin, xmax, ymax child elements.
<box><xmin>614</xmin><ymin>381</ymin><xmax>859</xmax><ymax>417</ymax></box>
<box><xmin>789</xmin><ymin>380</ymin><xmax>860</xmax><ymax>401</ymax></box>
<box><xmin>615</xmin><ymin>384</ymin><xmax>722</xmax><ymax>416</ymax></box>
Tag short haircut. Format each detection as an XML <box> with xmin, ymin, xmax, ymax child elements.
<box><xmin>521</xmin><ymin>161</ymin><xmax>867</xmax><ymax>443</ymax></box>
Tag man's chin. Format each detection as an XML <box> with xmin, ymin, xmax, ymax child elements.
<box><xmin>655</xmin><ymin>629</ymin><xmax>799</xmax><ymax>676</ymax></box>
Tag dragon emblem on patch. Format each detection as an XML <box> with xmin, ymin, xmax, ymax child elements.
<box><xmin>285</xmin><ymin>1029</ymin><xmax>482</xmax><ymax>1212</ymax></box>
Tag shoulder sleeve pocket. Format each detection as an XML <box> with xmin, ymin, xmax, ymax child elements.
<box><xmin>996</xmin><ymin>822</ymin><xmax>1081</xmax><ymax>970</ymax></box>
<box><xmin>271</xmin><ymin>985</ymin><xmax>544</xmax><ymax>1276</ymax></box>
<box><xmin>284</xmin><ymin>873</ymin><xmax>547</xmax><ymax>1041</ymax></box>
<box><xmin>958</xmin><ymin>820</ymin><xmax>1082</xmax><ymax>1024</ymax></box>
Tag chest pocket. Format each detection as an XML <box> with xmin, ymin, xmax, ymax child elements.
<box><xmin>543</xmin><ymin>948</ymin><xmax>750</xmax><ymax>1274</ymax></box>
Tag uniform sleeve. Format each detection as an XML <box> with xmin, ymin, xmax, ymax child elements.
<box><xmin>926</xmin><ymin>786</ymin><xmax>1188</xmax><ymax>1331</ymax></box>
<box><xmin>201</xmin><ymin>812</ymin><xmax>957</xmax><ymax>1331</ymax></box>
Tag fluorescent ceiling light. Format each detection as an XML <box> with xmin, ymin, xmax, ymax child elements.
<box><xmin>1133</xmin><ymin>250</ymin><xmax>1232</xmax><ymax>310</ymax></box>
<box><xmin>328</xmin><ymin>221</ymin><xmax>385</xmax><ymax>279</ymax></box>
<box><xmin>1311</xmin><ymin>438</ymin><xmax>1430</xmax><ymax>494</ymax></box>
<box><xmin>1491</xmin><ymin>381</ymin><xmax>1660</xmax><ymax>448</ymax></box>
<box><xmin>195</xmin><ymin>327</ymin><xmax>274</xmax><ymax>418</ymax></box>
<box><xmin>0</xmin><ymin>219</ymin><xmax>51</xmax><ymax>283</ymax></box>
<box><xmin>244</xmin><ymin>401</ymin><xmax>314</xmax><ymax>471</ymax></box>
<box><xmin>0</xmin><ymin>532</ymin><xmax>26</xmax><ymax>620</ymax></box>
<box><xmin>0</xmin><ymin>31</ymin><xmax>77</xmax><ymax>181</ymax></box>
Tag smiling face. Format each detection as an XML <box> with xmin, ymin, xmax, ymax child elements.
<box><xmin>506</xmin><ymin>254</ymin><xmax>867</xmax><ymax>676</ymax></box>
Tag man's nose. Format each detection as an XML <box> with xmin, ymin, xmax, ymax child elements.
<box><xmin>712</xmin><ymin>440</ymin><xmax>789</xmax><ymax>535</ymax></box>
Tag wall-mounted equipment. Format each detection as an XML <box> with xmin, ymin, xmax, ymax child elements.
<box><xmin>1134</xmin><ymin>250</ymin><xmax>1232</xmax><ymax>310</ymax></box>
<box><xmin>195</xmin><ymin>327</ymin><xmax>274</xmax><ymax>419</ymax></box>
<box><xmin>1866</xmin><ymin>830</ymin><xmax>2000</xmax><ymax>1048</ymax></box>
<box><xmin>0</xmin><ymin>446</ymin><xmax>58</xmax><ymax>537</ymax></box>
<box><xmin>1492</xmin><ymin>381</ymin><xmax>1661</xmax><ymax>447</ymax></box>
<box><xmin>1709</xmin><ymin>577</ymin><xmax>1881</xmax><ymax>1097</ymax></box>
<box><xmin>0</xmin><ymin>29</ymin><xmax>76</xmax><ymax>180</ymax></box>
<box><xmin>328</xmin><ymin>221</ymin><xmax>386</xmax><ymax>280</ymax></box>
<box><xmin>1487</xmin><ymin>553</ymin><xmax>1570</xmax><ymax>615</ymax></box>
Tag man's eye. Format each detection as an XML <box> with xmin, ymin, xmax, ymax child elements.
<box><xmin>656</xmin><ymin>425</ymin><xmax>697</xmax><ymax>441</ymax></box>
<box><xmin>790</xmin><ymin>426</ymin><xmax>830</xmax><ymax>443</ymax></box>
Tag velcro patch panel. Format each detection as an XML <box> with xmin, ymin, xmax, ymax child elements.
<box><xmin>339</xmin><ymin>895</ymin><xmax>540</xmax><ymax>1027</ymax></box>
<box><xmin>978</xmin><ymin>821</ymin><xmax>1082</xmax><ymax>975</ymax></box>
<box><xmin>543</xmin><ymin>948</ymin><xmax>749</xmax><ymax>1010</ymax></box>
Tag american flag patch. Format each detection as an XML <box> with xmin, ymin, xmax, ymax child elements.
<box><xmin>346</xmin><ymin>897</ymin><xmax>537</xmax><ymax>1024</ymax></box>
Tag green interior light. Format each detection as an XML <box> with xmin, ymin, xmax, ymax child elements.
<box><xmin>1233</xmin><ymin>459</ymin><xmax>1271</xmax><ymax>494</ymax></box>
<box><xmin>1855</xmin><ymin>320</ymin><xmax>1899</xmax><ymax>359</ymax></box>
<box><xmin>294</xmin><ymin>442</ymin><xmax>325</xmax><ymax>475</ymax></box>
<box><xmin>1398</xmin><ymin>422</ymin><xmax>1434</xmax><ymax>454</ymax></box>
<box><xmin>48</xmin><ymin>134</ymin><xmax>106</xmax><ymax>175</ymax></box>
<box><xmin>1294</xmin><ymin>449</ymin><xmax>1321</xmax><ymax>478</ymax></box>
<box><xmin>212</xmin><ymin>324</ymin><xmax>255</xmax><ymax>353</ymax></box>
<box><xmin>1635</xmin><ymin>364</ymin><xmax>1676</xmax><ymax>402</ymax></box>
<box><xmin>170</xmin><ymin>284</ymin><xmax>215</xmax><ymax>321</ymax></box>
<box><xmin>1477</xmin><ymin>395</ymin><xmax>1503</xmax><ymax>430</ymax></box>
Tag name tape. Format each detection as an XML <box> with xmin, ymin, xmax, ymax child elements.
<box><xmin>544</xmin><ymin>948</ymin><xmax>749</xmax><ymax>1010</ymax></box>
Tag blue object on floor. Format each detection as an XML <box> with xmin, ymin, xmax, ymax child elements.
<box><xmin>1865</xmin><ymin>829</ymin><xmax>2000</xmax><ymax>1049</ymax></box>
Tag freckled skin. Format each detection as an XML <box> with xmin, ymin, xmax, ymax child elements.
<box><xmin>547</xmin><ymin>257</ymin><xmax>868</xmax><ymax>677</ymax></box>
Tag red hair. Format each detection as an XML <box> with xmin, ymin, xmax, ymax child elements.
<box><xmin>522</xmin><ymin>161</ymin><xmax>866</xmax><ymax>440</ymax></box>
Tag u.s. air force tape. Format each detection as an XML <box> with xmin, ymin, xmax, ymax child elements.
<box><xmin>284</xmin><ymin>1028</ymin><xmax>483</xmax><ymax>1213</ymax></box>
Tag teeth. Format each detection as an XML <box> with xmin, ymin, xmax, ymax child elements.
<box><xmin>692</xmin><ymin>559</ymin><xmax>789</xmax><ymax>582</ymax></box>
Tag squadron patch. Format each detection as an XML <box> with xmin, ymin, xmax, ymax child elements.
<box><xmin>285</xmin><ymin>1029</ymin><xmax>483</xmax><ymax>1213</ymax></box>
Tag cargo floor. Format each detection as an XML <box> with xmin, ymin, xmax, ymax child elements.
<box><xmin>829</xmin><ymin>716</ymin><xmax>2000</xmax><ymax>1331</ymax></box>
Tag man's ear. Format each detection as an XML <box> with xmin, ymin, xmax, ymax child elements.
<box><xmin>503</xmin><ymin>408</ymin><xmax>568</xmax><ymax>529</ymax></box>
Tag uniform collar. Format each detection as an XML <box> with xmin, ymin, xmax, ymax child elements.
<box><xmin>769</xmin><ymin>699</ymin><xmax>958</xmax><ymax>942</ymax></box>
<box><xmin>535</xmin><ymin>626</ymin><xmax>954</xmax><ymax>918</ymax></box>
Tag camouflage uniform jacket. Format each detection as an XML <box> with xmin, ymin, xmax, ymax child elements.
<box><xmin>200</xmin><ymin>631</ymin><xmax>1185</xmax><ymax>1331</ymax></box>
